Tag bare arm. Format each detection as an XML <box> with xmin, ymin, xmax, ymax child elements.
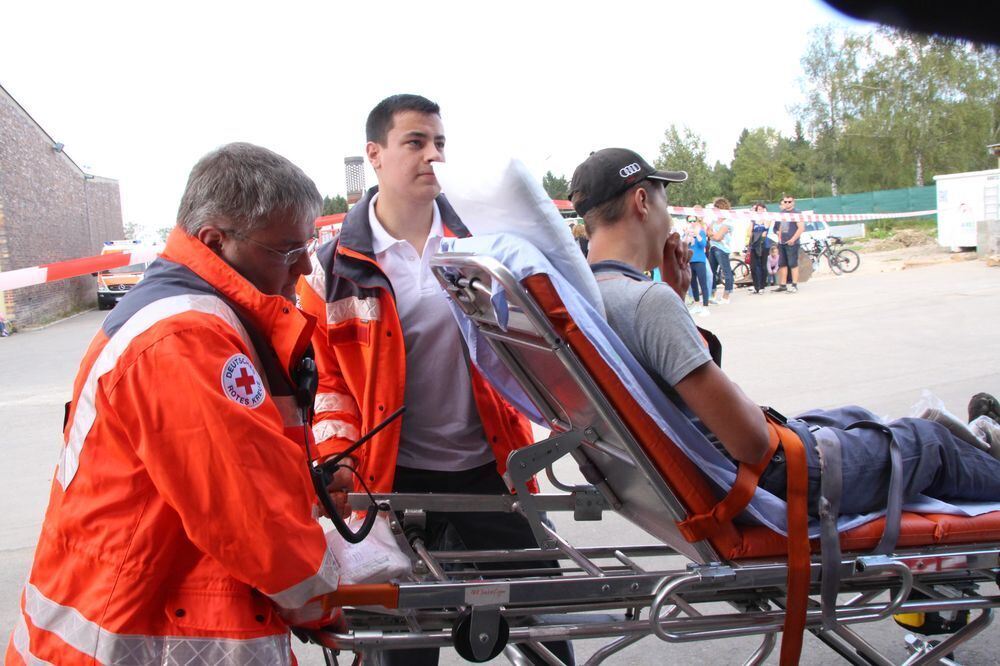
<box><xmin>674</xmin><ymin>362</ymin><xmax>770</xmax><ymax>464</ymax></box>
<box><xmin>707</xmin><ymin>223</ymin><xmax>730</xmax><ymax>241</ymax></box>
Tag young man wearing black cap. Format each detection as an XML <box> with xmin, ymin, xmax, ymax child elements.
<box><xmin>569</xmin><ymin>147</ymin><xmax>1000</xmax><ymax>516</ymax></box>
<box><xmin>569</xmin><ymin>148</ymin><xmax>771</xmax><ymax>464</ymax></box>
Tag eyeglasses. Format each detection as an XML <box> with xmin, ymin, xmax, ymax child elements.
<box><xmin>220</xmin><ymin>228</ymin><xmax>316</xmax><ymax>265</ymax></box>
<box><xmin>781</xmin><ymin>199</ymin><xmax>794</xmax><ymax>204</ymax></box>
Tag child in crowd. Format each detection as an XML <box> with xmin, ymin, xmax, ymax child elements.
<box><xmin>767</xmin><ymin>245</ymin><xmax>780</xmax><ymax>286</ymax></box>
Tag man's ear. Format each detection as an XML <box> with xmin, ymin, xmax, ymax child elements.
<box><xmin>365</xmin><ymin>141</ymin><xmax>382</xmax><ymax>171</ymax></box>
<box><xmin>197</xmin><ymin>224</ymin><xmax>226</xmax><ymax>257</ymax></box>
<box><xmin>633</xmin><ymin>186</ymin><xmax>650</xmax><ymax>221</ymax></box>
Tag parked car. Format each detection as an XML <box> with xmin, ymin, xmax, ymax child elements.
<box><xmin>96</xmin><ymin>240</ymin><xmax>149</xmax><ymax>310</ymax></box>
<box><xmin>797</xmin><ymin>219</ymin><xmax>830</xmax><ymax>246</ymax></box>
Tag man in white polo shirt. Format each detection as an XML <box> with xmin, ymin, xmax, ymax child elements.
<box><xmin>298</xmin><ymin>94</ymin><xmax>573</xmax><ymax>665</ymax></box>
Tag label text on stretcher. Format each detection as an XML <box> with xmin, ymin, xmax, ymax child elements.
<box><xmin>464</xmin><ymin>584</ymin><xmax>511</xmax><ymax>606</ymax></box>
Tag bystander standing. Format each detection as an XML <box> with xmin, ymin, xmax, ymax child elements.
<box><xmin>572</xmin><ymin>222</ymin><xmax>590</xmax><ymax>257</ymax></box>
<box><xmin>773</xmin><ymin>194</ymin><xmax>803</xmax><ymax>293</ymax></box>
<box><xmin>746</xmin><ymin>202</ymin><xmax>771</xmax><ymax>294</ymax></box>
<box><xmin>706</xmin><ymin>197</ymin><xmax>734</xmax><ymax>304</ymax></box>
<box><xmin>685</xmin><ymin>216</ymin><xmax>710</xmax><ymax>316</ymax></box>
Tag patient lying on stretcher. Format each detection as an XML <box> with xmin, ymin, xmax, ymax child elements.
<box><xmin>567</xmin><ymin>148</ymin><xmax>1000</xmax><ymax>517</ymax></box>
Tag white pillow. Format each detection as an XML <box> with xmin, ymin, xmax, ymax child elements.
<box><xmin>433</xmin><ymin>158</ymin><xmax>605</xmax><ymax>316</ymax></box>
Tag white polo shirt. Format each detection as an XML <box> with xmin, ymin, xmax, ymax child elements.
<box><xmin>368</xmin><ymin>194</ymin><xmax>493</xmax><ymax>471</ymax></box>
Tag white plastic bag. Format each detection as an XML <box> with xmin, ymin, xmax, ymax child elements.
<box><xmin>970</xmin><ymin>415</ymin><xmax>1000</xmax><ymax>460</ymax></box>
<box><xmin>327</xmin><ymin>514</ymin><xmax>412</xmax><ymax>585</ymax></box>
<box><xmin>910</xmin><ymin>389</ymin><xmax>990</xmax><ymax>452</ymax></box>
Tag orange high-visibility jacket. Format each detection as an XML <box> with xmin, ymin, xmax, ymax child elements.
<box><xmin>297</xmin><ymin>187</ymin><xmax>535</xmax><ymax>494</ymax></box>
<box><xmin>7</xmin><ymin>229</ymin><xmax>340</xmax><ymax>666</ymax></box>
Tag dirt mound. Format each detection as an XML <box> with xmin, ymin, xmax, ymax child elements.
<box><xmin>860</xmin><ymin>228</ymin><xmax>936</xmax><ymax>252</ymax></box>
<box><xmin>894</xmin><ymin>229</ymin><xmax>936</xmax><ymax>247</ymax></box>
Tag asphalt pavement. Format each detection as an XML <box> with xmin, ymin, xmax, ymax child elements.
<box><xmin>1</xmin><ymin>255</ymin><xmax>998</xmax><ymax>664</ymax></box>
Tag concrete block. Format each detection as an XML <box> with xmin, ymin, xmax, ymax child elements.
<box><xmin>978</xmin><ymin>219</ymin><xmax>1000</xmax><ymax>258</ymax></box>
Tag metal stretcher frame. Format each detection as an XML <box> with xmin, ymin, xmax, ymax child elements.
<box><xmin>310</xmin><ymin>252</ymin><xmax>1000</xmax><ymax>666</ymax></box>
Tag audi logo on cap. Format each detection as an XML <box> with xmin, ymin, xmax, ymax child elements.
<box><xmin>619</xmin><ymin>163</ymin><xmax>641</xmax><ymax>178</ymax></box>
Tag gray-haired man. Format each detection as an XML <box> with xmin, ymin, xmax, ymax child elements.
<box><xmin>10</xmin><ymin>143</ymin><xmax>349</xmax><ymax>665</ymax></box>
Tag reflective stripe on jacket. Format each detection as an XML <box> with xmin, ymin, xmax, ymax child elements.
<box><xmin>6</xmin><ymin>229</ymin><xmax>338</xmax><ymax>666</ymax></box>
<box><xmin>297</xmin><ymin>186</ymin><xmax>535</xmax><ymax>494</ymax></box>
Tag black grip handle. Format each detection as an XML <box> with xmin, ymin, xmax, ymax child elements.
<box><xmin>309</xmin><ymin>461</ymin><xmax>382</xmax><ymax>544</ymax></box>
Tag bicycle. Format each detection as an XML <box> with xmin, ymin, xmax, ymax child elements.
<box><xmin>803</xmin><ymin>237</ymin><xmax>860</xmax><ymax>275</ymax></box>
<box><xmin>731</xmin><ymin>255</ymin><xmax>750</xmax><ymax>285</ymax></box>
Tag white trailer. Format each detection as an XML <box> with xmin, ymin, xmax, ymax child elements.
<box><xmin>933</xmin><ymin>168</ymin><xmax>1000</xmax><ymax>249</ymax></box>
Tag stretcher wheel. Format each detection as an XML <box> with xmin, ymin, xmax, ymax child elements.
<box><xmin>451</xmin><ymin>610</ymin><xmax>509</xmax><ymax>662</ymax></box>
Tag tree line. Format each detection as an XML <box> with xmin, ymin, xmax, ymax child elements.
<box><xmin>321</xmin><ymin>195</ymin><xmax>349</xmax><ymax>216</ymax></box>
<box><xmin>543</xmin><ymin>26</ymin><xmax>998</xmax><ymax>208</ymax></box>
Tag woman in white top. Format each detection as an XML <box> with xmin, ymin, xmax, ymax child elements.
<box><xmin>706</xmin><ymin>197</ymin><xmax>734</xmax><ymax>304</ymax></box>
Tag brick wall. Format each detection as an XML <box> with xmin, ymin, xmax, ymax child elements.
<box><xmin>0</xmin><ymin>86</ymin><xmax>123</xmax><ymax>327</ymax></box>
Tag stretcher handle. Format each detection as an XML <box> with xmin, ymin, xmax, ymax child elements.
<box><xmin>327</xmin><ymin>583</ymin><xmax>400</xmax><ymax>608</ymax></box>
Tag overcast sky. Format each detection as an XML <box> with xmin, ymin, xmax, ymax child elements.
<box><xmin>2</xmin><ymin>0</ymin><xmax>866</xmax><ymax>235</ymax></box>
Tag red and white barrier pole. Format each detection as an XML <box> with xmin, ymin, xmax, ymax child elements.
<box><xmin>0</xmin><ymin>247</ymin><xmax>161</xmax><ymax>292</ymax></box>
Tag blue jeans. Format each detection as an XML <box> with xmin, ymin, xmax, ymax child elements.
<box><xmin>689</xmin><ymin>261</ymin><xmax>709</xmax><ymax>306</ymax></box>
<box><xmin>708</xmin><ymin>246</ymin><xmax>734</xmax><ymax>293</ymax></box>
<box><xmin>759</xmin><ymin>406</ymin><xmax>1000</xmax><ymax>516</ymax></box>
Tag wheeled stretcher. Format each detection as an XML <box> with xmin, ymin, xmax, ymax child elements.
<box><xmin>308</xmin><ymin>239</ymin><xmax>1000</xmax><ymax>665</ymax></box>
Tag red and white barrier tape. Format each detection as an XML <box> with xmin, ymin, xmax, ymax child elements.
<box><xmin>0</xmin><ymin>247</ymin><xmax>161</xmax><ymax>292</ymax></box>
<box><xmin>0</xmin><ymin>206</ymin><xmax>938</xmax><ymax>292</ymax></box>
<box><xmin>668</xmin><ymin>206</ymin><xmax>937</xmax><ymax>223</ymax></box>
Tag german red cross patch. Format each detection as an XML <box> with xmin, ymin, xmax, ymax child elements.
<box><xmin>221</xmin><ymin>354</ymin><xmax>266</xmax><ymax>409</ymax></box>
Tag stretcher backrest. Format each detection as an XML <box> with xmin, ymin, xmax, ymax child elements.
<box><xmin>432</xmin><ymin>253</ymin><xmax>737</xmax><ymax>562</ymax></box>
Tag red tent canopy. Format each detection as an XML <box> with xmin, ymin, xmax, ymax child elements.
<box><xmin>315</xmin><ymin>213</ymin><xmax>346</xmax><ymax>228</ymax></box>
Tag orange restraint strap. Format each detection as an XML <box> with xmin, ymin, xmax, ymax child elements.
<box><xmin>775</xmin><ymin>421</ymin><xmax>810</xmax><ymax>666</ymax></box>
<box><xmin>676</xmin><ymin>424</ymin><xmax>779</xmax><ymax>542</ymax></box>
<box><xmin>676</xmin><ymin>418</ymin><xmax>810</xmax><ymax>666</ymax></box>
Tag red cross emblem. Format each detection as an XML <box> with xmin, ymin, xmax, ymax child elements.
<box><xmin>222</xmin><ymin>354</ymin><xmax>265</xmax><ymax>408</ymax></box>
<box><xmin>234</xmin><ymin>367</ymin><xmax>257</xmax><ymax>395</ymax></box>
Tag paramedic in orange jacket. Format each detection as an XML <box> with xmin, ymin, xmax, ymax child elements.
<box><xmin>7</xmin><ymin>143</ymin><xmax>346</xmax><ymax>666</ymax></box>
<box><xmin>297</xmin><ymin>94</ymin><xmax>573</xmax><ymax>666</ymax></box>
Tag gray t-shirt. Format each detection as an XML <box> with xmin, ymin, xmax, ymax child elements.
<box><xmin>592</xmin><ymin>261</ymin><xmax>711</xmax><ymax>388</ymax></box>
